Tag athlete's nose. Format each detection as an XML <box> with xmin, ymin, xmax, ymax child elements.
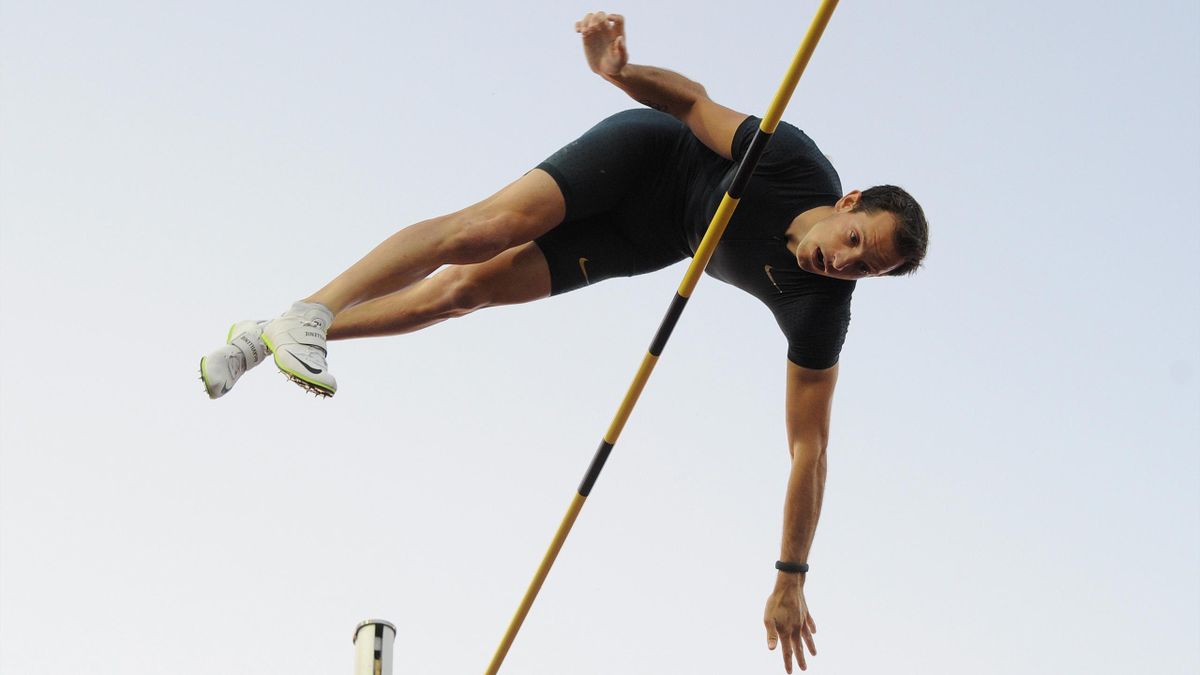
<box><xmin>831</xmin><ymin>249</ymin><xmax>855</xmax><ymax>271</ymax></box>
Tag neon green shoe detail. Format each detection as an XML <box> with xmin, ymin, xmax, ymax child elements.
<box><xmin>200</xmin><ymin>320</ymin><xmax>269</xmax><ymax>399</ymax></box>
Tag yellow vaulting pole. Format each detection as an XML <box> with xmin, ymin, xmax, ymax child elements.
<box><xmin>485</xmin><ymin>2</ymin><xmax>840</xmax><ymax>672</ymax></box>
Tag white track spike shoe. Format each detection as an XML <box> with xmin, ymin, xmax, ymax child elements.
<box><xmin>261</xmin><ymin>301</ymin><xmax>337</xmax><ymax>397</ymax></box>
<box><xmin>200</xmin><ymin>320</ymin><xmax>270</xmax><ymax>399</ymax></box>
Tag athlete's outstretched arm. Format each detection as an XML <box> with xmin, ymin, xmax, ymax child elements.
<box><xmin>764</xmin><ymin>360</ymin><xmax>837</xmax><ymax>673</ymax></box>
<box><xmin>576</xmin><ymin>12</ymin><xmax>748</xmax><ymax>160</ymax></box>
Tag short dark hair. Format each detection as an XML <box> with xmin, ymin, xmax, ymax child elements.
<box><xmin>852</xmin><ymin>185</ymin><xmax>928</xmax><ymax>276</ymax></box>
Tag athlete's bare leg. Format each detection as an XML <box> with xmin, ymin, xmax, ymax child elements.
<box><xmin>205</xmin><ymin>171</ymin><xmax>563</xmax><ymax>398</ymax></box>
<box><xmin>327</xmin><ymin>242</ymin><xmax>552</xmax><ymax>340</ymax></box>
<box><xmin>304</xmin><ymin>169</ymin><xmax>565</xmax><ymax>315</ymax></box>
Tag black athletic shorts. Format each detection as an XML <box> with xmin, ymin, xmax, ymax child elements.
<box><xmin>533</xmin><ymin>109</ymin><xmax>693</xmax><ymax>295</ymax></box>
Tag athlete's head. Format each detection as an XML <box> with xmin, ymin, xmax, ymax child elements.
<box><xmin>794</xmin><ymin>185</ymin><xmax>928</xmax><ymax>281</ymax></box>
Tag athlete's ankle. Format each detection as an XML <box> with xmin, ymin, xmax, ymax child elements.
<box><xmin>299</xmin><ymin>296</ymin><xmax>343</xmax><ymax>316</ymax></box>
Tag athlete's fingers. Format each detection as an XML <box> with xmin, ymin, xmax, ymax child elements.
<box><xmin>793</xmin><ymin>626</ymin><xmax>807</xmax><ymax>671</ymax></box>
<box><xmin>801</xmin><ymin>623</ymin><xmax>817</xmax><ymax>657</ymax></box>
<box><xmin>807</xmin><ymin>613</ymin><xmax>817</xmax><ymax>634</ymax></box>
<box><xmin>609</xmin><ymin>13</ymin><xmax>624</xmax><ymax>32</ymax></box>
<box><xmin>612</xmin><ymin>34</ymin><xmax>625</xmax><ymax>59</ymax></box>
<box><xmin>779</xmin><ymin>626</ymin><xmax>794</xmax><ymax>674</ymax></box>
<box><xmin>765</xmin><ymin>616</ymin><xmax>779</xmax><ymax>650</ymax></box>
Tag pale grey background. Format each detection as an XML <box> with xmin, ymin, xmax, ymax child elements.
<box><xmin>2</xmin><ymin>1</ymin><xmax>1198</xmax><ymax>673</ymax></box>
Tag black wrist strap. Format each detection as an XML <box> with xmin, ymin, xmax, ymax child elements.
<box><xmin>775</xmin><ymin>560</ymin><xmax>809</xmax><ymax>574</ymax></box>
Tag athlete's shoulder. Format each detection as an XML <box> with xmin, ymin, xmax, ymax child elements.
<box><xmin>754</xmin><ymin>120</ymin><xmax>842</xmax><ymax>196</ymax></box>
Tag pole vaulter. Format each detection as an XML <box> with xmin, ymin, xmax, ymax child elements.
<box><xmin>486</xmin><ymin>2</ymin><xmax>842</xmax><ymax>672</ymax></box>
<box><xmin>201</xmin><ymin>0</ymin><xmax>929</xmax><ymax>670</ymax></box>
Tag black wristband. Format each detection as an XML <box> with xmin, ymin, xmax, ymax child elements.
<box><xmin>775</xmin><ymin>560</ymin><xmax>809</xmax><ymax>574</ymax></box>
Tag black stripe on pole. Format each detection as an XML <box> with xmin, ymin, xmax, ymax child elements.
<box><xmin>373</xmin><ymin>624</ymin><xmax>384</xmax><ymax>663</ymax></box>
<box><xmin>728</xmin><ymin>129</ymin><xmax>773</xmax><ymax>198</ymax></box>
<box><xmin>649</xmin><ymin>293</ymin><xmax>689</xmax><ymax>356</ymax></box>
<box><xmin>578</xmin><ymin>440</ymin><xmax>615</xmax><ymax>496</ymax></box>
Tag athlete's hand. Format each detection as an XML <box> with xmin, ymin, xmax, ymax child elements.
<box><xmin>764</xmin><ymin>581</ymin><xmax>818</xmax><ymax>673</ymax></box>
<box><xmin>575</xmin><ymin>11</ymin><xmax>628</xmax><ymax>77</ymax></box>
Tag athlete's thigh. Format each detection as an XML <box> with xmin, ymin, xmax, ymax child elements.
<box><xmin>533</xmin><ymin>210</ymin><xmax>685</xmax><ymax>296</ymax></box>
<box><xmin>457</xmin><ymin>110</ymin><xmax>682</xmax><ymax>247</ymax></box>
<box><xmin>454</xmin><ymin>241</ymin><xmax>553</xmax><ymax>307</ymax></box>
<box><xmin>450</xmin><ymin>169</ymin><xmax>568</xmax><ymax>246</ymax></box>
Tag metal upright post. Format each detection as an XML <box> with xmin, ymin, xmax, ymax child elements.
<box><xmin>353</xmin><ymin>619</ymin><xmax>397</xmax><ymax>675</ymax></box>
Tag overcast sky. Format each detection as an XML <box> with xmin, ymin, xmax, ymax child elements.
<box><xmin>2</xmin><ymin>1</ymin><xmax>1198</xmax><ymax>674</ymax></box>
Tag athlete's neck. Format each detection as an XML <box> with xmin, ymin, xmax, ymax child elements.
<box><xmin>784</xmin><ymin>205</ymin><xmax>835</xmax><ymax>255</ymax></box>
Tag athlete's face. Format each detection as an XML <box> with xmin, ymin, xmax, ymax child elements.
<box><xmin>795</xmin><ymin>191</ymin><xmax>903</xmax><ymax>281</ymax></box>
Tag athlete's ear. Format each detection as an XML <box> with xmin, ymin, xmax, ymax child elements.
<box><xmin>835</xmin><ymin>190</ymin><xmax>862</xmax><ymax>211</ymax></box>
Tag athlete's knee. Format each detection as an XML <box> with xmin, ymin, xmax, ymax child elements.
<box><xmin>439</xmin><ymin>267</ymin><xmax>493</xmax><ymax>315</ymax></box>
<box><xmin>439</xmin><ymin>211</ymin><xmax>527</xmax><ymax>264</ymax></box>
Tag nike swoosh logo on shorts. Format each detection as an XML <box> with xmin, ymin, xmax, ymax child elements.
<box><xmin>285</xmin><ymin>349</ymin><xmax>324</xmax><ymax>374</ymax></box>
<box><xmin>578</xmin><ymin>257</ymin><xmax>591</xmax><ymax>284</ymax></box>
<box><xmin>764</xmin><ymin>264</ymin><xmax>783</xmax><ymax>294</ymax></box>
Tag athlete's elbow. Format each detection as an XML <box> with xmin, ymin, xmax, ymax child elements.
<box><xmin>678</xmin><ymin>87</ymin><xmax>711</xmax><ymax>120</ymax></box>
